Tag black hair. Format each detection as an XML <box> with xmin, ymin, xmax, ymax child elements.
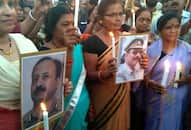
<box><xmin>146</xmin><ymin>0</ymin><xmax>158</xmax><ymax>8</ymax></box>
<box><xmin>97</xmin><ymin>0</ymin><xmax>122</xmax><ymax>17</ymax></box>
<box><xmin>157</xmin><ymin>11</ymin><xmax>181</xmax><ymax>32</ymax></box>
<box><xmin>44</xmin><ymin>4</ymin><xmax>73</xmax><ymax>42</ymax></box>
<box><xmin>33</xmin><ymin>57</ymin><xmax>63</xmax><ymax>79</ymax></box>
<box><xmin>135</xmin><ymin>7</ymin><xmax>151</xmax><ymax>22</ymax></box>
<box><xmin>19</xmin><ymin>0</ymin><xmax>33</xmax><ymax>9</ymax></box>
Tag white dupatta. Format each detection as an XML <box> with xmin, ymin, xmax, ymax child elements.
<box><xmin>0</xmin><ymin>33</ymin><xmax>38</xmax><ymax>110</ymax></box>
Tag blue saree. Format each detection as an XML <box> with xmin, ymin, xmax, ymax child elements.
<box><xmin>65</xmin><ymin>44</ymin><xmax>90</xmax><ymax>130</ymax></box>
<box><xmin>144</xmin><ymin>39</ymin><xmax>191</xmax><ymax>130</ymax></box>
<box><xmin>54</xmin><ymin>44</ymin><xmax>90</xmax><ymax>130</ymax></box>
<box><xmin>64</xmin><ymin>44</ymin><xmax>90</xmax><ymax>130</ymax></box>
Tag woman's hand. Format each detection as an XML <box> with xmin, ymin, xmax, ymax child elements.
<box><xmin>144</xmin><ymin>77</ymin><xmax>167</xmax><ymax>94</ymax></box>
<box><xmin>32</xmin><ymin>0</ymin><xmax>52</xmax><ymax>20</ymax></box>
<box><xmin>105</xmin><ymin>58</ymin><xmax>117</xmax><ymax>77</ymax></box>
<box><xmin>63</xmin><ymin>78</ymin><xmax>73</xmax><ymax>97</ymax></box>
<box><xmin>63</xmin><ymin>28</ymin><xmax>81</xmax><ymax>47</ymax></box>
<box><xmin>140</xmin><ymin>53</ymin><xmax>148</xmax><ymax>69</ymax></box>
<box><xmin>171</xmin><ymin>74</ymin><xmax>191</xmax><ymax>86</ymax></box>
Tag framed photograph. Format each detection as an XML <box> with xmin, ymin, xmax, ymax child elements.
<box><xmin>116</xmin><ymin>34</ymin><xmax>148</xmax><ymax>84</ymax></box>
<box><xmin>20</xmin><ymin>48</ymin><xmax>67</xmax><ymax>130</ymax></box>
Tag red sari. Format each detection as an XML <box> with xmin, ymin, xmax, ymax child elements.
<box><xmin>0</xmin><ymin>107</ymin><xmax>21</xmax><ymax>130</ymax></box>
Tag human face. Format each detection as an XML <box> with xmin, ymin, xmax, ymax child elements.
<box><xmin>102</xmin><ymin>3</ymin><xmax>123</xmax><ymax>31</ymax></box>
<box><xmin>0</xmin><ymin>0</ymin><xmax>17</xmax><ymax>35</ymax></box>
<box><xmin>125</xmin><ymin>48</ymin><xmax>142</xmax><ymax>70</ymax></box>
<box><xmin>136</xmin><ymin>10</ymin><xmax>151</xmax><ymax>33</ymax></box>
<box><xmin>31</xmin><ymin>60</ymin><xmax>59</xmax><ymax>105</ymax></box>
<box><xmin>53</xmin><ymin>13</ymin><xmax>76</xmax><ymax>47</ymax></box>
<box><xmin>15</xmin><ymin>5</ymin><xmax>25</xmax><ymax>22</ymax></box>
<box><xmin>160</xmin><ymin>18</ymin><xmax>180</xmax><ymax>43</ymax></box>
<box><xmin>164</xmin><ymin>0</ymin><xmax>184</xmax><ymax>14</ymax></box>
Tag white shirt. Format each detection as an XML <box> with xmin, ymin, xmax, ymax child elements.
<box><xmin>116</xmin><ymin>63</ymin><xmax>144</xmax><ymax>84</ymax></box>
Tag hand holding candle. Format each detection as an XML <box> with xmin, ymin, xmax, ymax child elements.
<box><xmin>161</xmin><ymin>60</ymin><xmax>170</xmax><ymax>87</ymax></box>
<box><xmin>109</xmin><ymin>32</ymin><xmax>115</xmax><ymax>58</ymax></box>
<box><xmin>174</xmin><ymin>61</ymin><xmax>181</xmax><ymax>88</ymax></box>
<box><xmin>40</xmin><ymin>102</ymin><xmax>49</xmax><ymax>130</ymax></box>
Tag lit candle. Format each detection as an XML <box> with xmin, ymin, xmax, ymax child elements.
<box><xmin>109</xmin><ymin>32</ymin><xmax>115</xmax><ymax>58</ymax></box>
<box><xmin>161</xmin><ymin>60</ymin><xmax>170</xmax><ymax>87</ymax></box>
<box><xmin>131</xmin><ymin>9</ymin><xmax>135</xmax><ymax>28</ymax></box>
<box><xmin>74</xmin><ymin>0</ymin><xmax>80</xmax><ymax>27</ymax></box>
<box><xmin>174</xmin><ymin>61</ymin><xmax>181</xmax><ymax>88</ymax></box>
<box><xmin>40</xmin><ymin>102</ymin><xmax>49</xmax><ymax>130</ymax></box>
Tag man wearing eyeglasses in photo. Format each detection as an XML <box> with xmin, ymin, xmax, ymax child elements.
<box><xmin>116</xmin><ymin>38</ymin><xmax>144</xmax><ymax>83</ymax></box>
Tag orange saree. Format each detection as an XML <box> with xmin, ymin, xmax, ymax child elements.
<box><xmin>86</xmin><ymin>38</ymin><xmax>130</xmax><ymax>130</ymax></box>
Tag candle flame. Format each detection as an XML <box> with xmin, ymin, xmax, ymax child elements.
<box><xmin>176</xmin><ymin>61</ymin><xmax>181</xmax><ymax>71</ymax></box>
<box><xmin>109</xmin><ymin>32</ymin><xmax>114</xmax><ymax>37</ymax></box>
<box><xmin>164</xmin><ymin>60</ymin><xmax>170</xmax><ymax>69</ymax></box>
<box><xmin>40</xmin><ymin>102</ymin><xmax>47</xmax><ymax>111</ymax></box>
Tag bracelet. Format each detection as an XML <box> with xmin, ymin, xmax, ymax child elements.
<box><xmin>29</xmin><ymin>10</ymin><xmax>37</xmax><ymax>22</ymax></box>
<box><xmin>98</xmin><ymin>71</ymin><xmax>104</xmax><ymax>81</ymax></box>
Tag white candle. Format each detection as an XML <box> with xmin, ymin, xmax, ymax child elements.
<box><xmin>52</xmin><ymin>0</ymin><xmax>59</xmax><ymax>6</ymax></box>
<box><xmin>40</xmin><ymin>103</ymin><xmax>49</xmax><ymax>130</ymax></box>
<box><xmin>161</xmin><ymin>60</ymin><xmax>170</xmax><ymax>87</ymax></box>
<box><xmin>131</xmin><ymin>9</ymin><xmax>135</xmax><ymax>28</ymax></box>
<box><xmin>174</xmin><ymin>61</ymin><xmax>181</xmax><ymax>88</ymax></box>
<box><xmin>98</xmin><ymin>0</ymin><xmax>101</xmax><ymax>5</ymax></box>
<box><xmin>109</xmin><ymin>32</ymin><xmax>115</xmax><ymax>58</ymax></box>
<box><xmin>74</xmin><ymin>0</ymin><xmax>80</xmax><ymax>27</ymax></box>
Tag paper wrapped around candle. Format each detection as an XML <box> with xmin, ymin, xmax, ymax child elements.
<box><xmin>174</xmin><ymin>61</ymin><xmax>181</xmax><ymax>88</ymax></box>
<box><xmin>40</xmin><ymin>103</ymin><xmax>49</xmax><ymax>130</ymax></box>
<box><xmin>161</xmin><ymin>60</ymin><xmax>170</xmax><ymax>87</ymax></box>
<box><xmin>109</xmin><ymin>32</ymin><xmax>115</xmax><ymax>58</ymax></box>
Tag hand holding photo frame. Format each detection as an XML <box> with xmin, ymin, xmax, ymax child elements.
<box><xmin>20</xmin><ymin>49</ymin><xmax>66</xmax><ymax>130</ymax></box>
<box><xmin>116</xmin><ymin>33</ymin><xmax>148</xmax><ymax>84</ymax></box>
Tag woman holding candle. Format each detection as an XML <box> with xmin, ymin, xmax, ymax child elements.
<box><xmin>0</xmin><ymin>0</ymin><xmax>38</xmax><ymax>129</ymax></box>
<box><xmin>39</xmin><ymin>4</ymin><xmax>90</xmax><ymax>130</ymax></box>
<box><xmin>143</xmin><ymin>11</ymin><xmax>191</xmax><ymax>130</ymax></box>
<box><xmin>83</xmin><ymin>0</ymin><xmax>148</xmax><ymax>129</ymax></box>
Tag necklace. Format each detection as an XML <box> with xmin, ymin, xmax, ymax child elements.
<box><xmin>51</xmin><ymin>40</ymin><xmax>60</xmax><ymax>49</ymax></box>
<box><xmin>0</xmin><ymin>37</ymin><xmax>12</xmax><ymax>55</ymax></box>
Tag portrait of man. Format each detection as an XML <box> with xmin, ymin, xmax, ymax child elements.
<box><xmin>22</xmin><ymin>56</ymin><xmax>64</xmax><ymax>129</ymax></box>
<box><xmin>116</xmin><ymin>37</ymin><xmax>146</xmax><ymax>83</ymax></box>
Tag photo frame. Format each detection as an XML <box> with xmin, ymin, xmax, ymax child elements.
<box><xmin>116</xmin><ymin>33</ymin><xmax>148</xmax><ymax>84</ymax></box>
<box><xmin>20</xmin><ymin>48</ymin><xmax>67</xmax><ymax>130</ymax></box>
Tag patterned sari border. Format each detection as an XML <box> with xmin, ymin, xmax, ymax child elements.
<box><xmin>89</xmin><ymin>84</ymin><xmax>127</xmax><ymax>130</ymax></box>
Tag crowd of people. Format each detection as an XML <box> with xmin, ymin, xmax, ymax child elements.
<box><xmin>0</xmin><ymin>0</ymin><xmax>191</xmax><ymax>130</ymax></box>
